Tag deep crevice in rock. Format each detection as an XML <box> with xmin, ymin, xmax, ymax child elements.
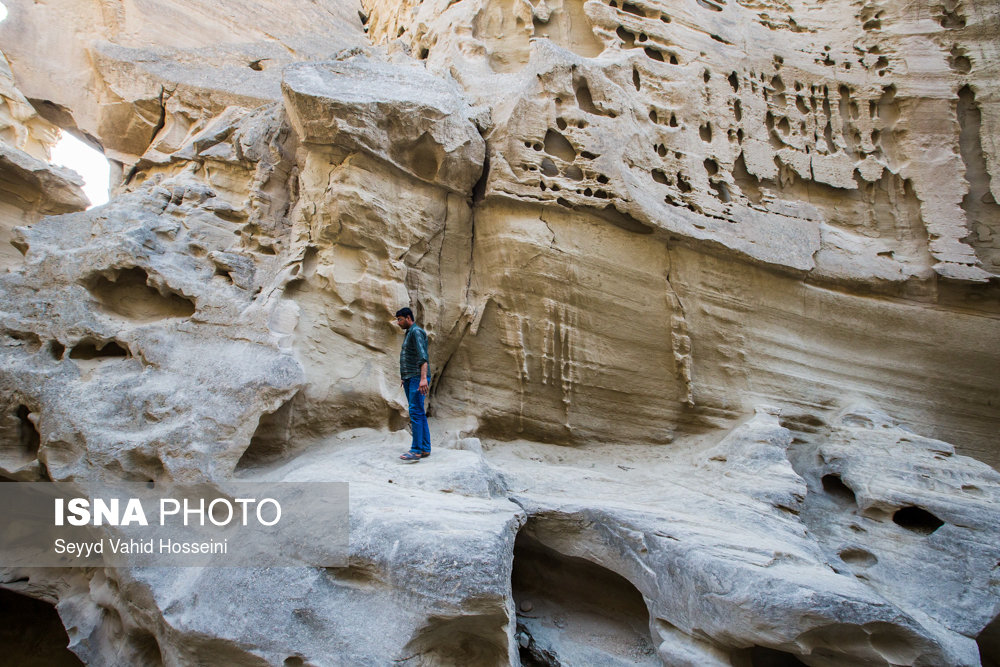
<box><xmin>14</xmin><ymin>404</ymin><xmax>41</xmax><ymax>461</ymax></box>
<box><xmin>512</xmin><ymin>531</ymin><xmax>657</xmax><ymax>665</ymax></box>
<box><xmin>0</xmin><ymin>588</ymin><xmax>84</xmax><ymax>666</ymax></box>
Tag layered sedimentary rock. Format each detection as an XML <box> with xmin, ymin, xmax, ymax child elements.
<box><xmin>0</xmin><ymin>52</ymin><xmax>88</xmax><ymax>271</ymax></box>
<box><xmin>0</xmin><ymin>0</ymin><xmax>998</xmax><ymax>664</ymax></box>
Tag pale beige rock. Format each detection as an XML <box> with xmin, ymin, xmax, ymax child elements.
<box><xmin>0</xmin><ymin>50</ymin><xmax>88</xmax><ymax>271</ymax></box>
<box><xmin>364</xmin><ymin>0</ymin><xmax>1000</xmax><ymax>282</ymax></box>
<box><xmin>0</xmin><ymin>0</ymin><xmax>997</xmax><ymax>665</ymax></box>
<box><xmin>0</xmin><ymin>0</ymin><xmax>367</xmax><ymax>168</ymax></box>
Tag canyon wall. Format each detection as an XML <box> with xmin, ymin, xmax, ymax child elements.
<box><xmin>0</xmin><ymin>0</ymin><xmax>998</xmax><ymax>664</ymax></box>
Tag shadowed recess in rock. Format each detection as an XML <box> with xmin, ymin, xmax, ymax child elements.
<box><xmin>81</xmin><ymin>266</ymin><xmax>195</xmax><ymax>322</ymax></box>
<box><xmin>980</xmin><ymin>612</ymin><xmax>1000</xmax><ymax>667</ymax></box>
<box><xmin>235</xmin><ymin>395</ymin><xmax>299</xmax><ymax>472</ymax></box>
<box><xmin>512</xmin><ymin>532</ymin><xmax>658</xmax><ymax>665</ymax></box>
<box><xmin>731</xmin><ymin>645</ymin><xmax>809</xmax><ymax>666</ymax></box>
<box><xmin>0</xmin><ymin>588</ymin><xmax>84</xmax><ymax>666</ymax></box>
<box><xmin>400</xmin><ymin>611</ymin><xmax>510</xmax><ymax>665</ymax></box>
<box><xmin>14</xmin><ymin>404</ymin><xmax>39</xmax><ymax>457</ymax></box>
<box><xmin>821</xmin><ymin>473</ymin><xmax>857</xmax><ymax>505</ymax></box>
<box><xmin>957</xmin><ymin>85</ymin><xmax>1000</xmax><ymax>274</ymax></box>
<box><xmin>892</xmin><ymin>505</ymin><xmax>944</xmax><ymax>535</ymax></box>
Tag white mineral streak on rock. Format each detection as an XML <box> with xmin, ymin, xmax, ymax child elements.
<box><xmin>0</xmin><ymin>0</ymin><xmax>997</xmax><ymax>664</ymax></box>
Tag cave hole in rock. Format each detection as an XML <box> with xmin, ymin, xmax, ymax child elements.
<box><xmin>69</xmin><ymin>339</ymin><xmax>129</xmax><ymax>361</ymax></box>
<box><xmin>48</xmin><ymin>340</ymin><xmax>65</xmax><ymax>360</ymax></box>
<box><xmin>676</xmin><ymin>173</ymin><xmax>691</xmax><ymax>192</ymax></box>
<box><xmin>543</xmin><ymin>129</ymin><xmax>577</xmax><ymax>162</ymax></box>
<box><xmin>540</xmin><ymin>157</ymin><xmax>559</xmax><ymax>177</ymax></box>
<box><xmin>620</xmin><ymin>1</ymin><xmax>644</xmax><ymax>16</ymax></box>
<box><xmin>633</xmin><ymin>66</ymin><xmax>641</xmax><ymax>90</ymax></box>
<box><xmin>512</xmin><ymin>532</ymin><xmax>657</xmax><ymax>665</ymax></box>
<box><xmin>0</xmin><ymin>588</ymin><xmax>83</xmax><ymax>666</ymax></box>
<box><xmin>236</xmin><ymin>396</ymin><xmax>298</xmax><ymax>471</ymax></box>
<box><xmin>12</xmin><ymin>404</ymin><xmax>41</xmax><ymax>462</ymax></box>
<box><xmin>652</xmin><ymin>168</ymin><xmax>671</xmax><ymax>185</ymax></box>
<box><xmin>949</xmin><ymin>45</ymin><xmax>971</xmax><ymax>73</ymax></box>
<box><xmin>700</xmin><ymin>123</ymin><xmax>713</xmax><ymax>142</ymax></box>
<box><xmin>617</xmin><ymin>26</ymin><xmax>636</xmax><ymax>48</ymax></box>
<box><xmin>728</xmin><ymin>71</ymin><xmax>740</xmax><ymax>91</ymax></box>
<box><xmin>821</xmin><ymin>473</ymin><xmax>856</xmax><ymax>505</ymax></box>
<box><xmin>938</xmin><ymin>2</ymin><xmax>965</xmax><ymax>28</ymax></box>
<box><xmin>978</xmin><ymin>612</ymin><xmax>1000</xmax><ymax>667</ymax></box>
<box><xmin>644</xmin><ymin>47</ymin><xmax>664</xmax><ymax>62</ymax></box>
<box><xmin>892</xmin><ymin>506</ymin><xmax>944</xmax><ymax>535</ymax></box>
<box><xmin>82</xmin><ymin>267</ymin><xmax>195</xmax><ymax>322</ymax></box>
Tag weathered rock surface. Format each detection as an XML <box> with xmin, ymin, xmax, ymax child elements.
<box><xmin>0</xmin><ymin>51</ymin><xmax>88</xmax><ymax>270</ymax></box>
<box><xmin>0</xmin><ymin>0</ymin><xmax>367</xmax><ymax>169</ymax></box>
<box><xmin>0</xmin><ymin>0</ymin><xmax>998</xmax><ymax>665</ymax></box>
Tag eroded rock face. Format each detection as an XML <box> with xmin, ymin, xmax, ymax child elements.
<box><xmin>0</xmin><ymin>51</ymin><xmax>88</xmax><ymax>270</ymax></box>
<box><xmin>0</xmin><ymin>0</ymin><xmax>998</xmax><ymax>665</ymax></box>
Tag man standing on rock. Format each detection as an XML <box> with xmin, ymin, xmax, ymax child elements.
<box><xmin>395</xmin><ymin>307</ymin><xmax>431</xmax><ymax>462</ymax></box>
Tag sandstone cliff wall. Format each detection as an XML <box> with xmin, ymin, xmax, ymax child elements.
<box><xmin>0</xmin><ymin>0</ymin><xmax>997</xmax><ymax>664</ymax></box>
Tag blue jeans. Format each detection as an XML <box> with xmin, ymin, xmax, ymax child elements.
<box><xmin>404</xmin><ymin>376</ymin><xmax>431</xmax><ymax>454</ymax></box>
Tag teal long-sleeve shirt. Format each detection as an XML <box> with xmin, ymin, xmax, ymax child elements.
<box><xmin>399</xmin><ymin>324</ymin><xmax>429</xmax><ymax>380</ymax></box>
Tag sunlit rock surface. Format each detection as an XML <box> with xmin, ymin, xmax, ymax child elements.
<box><xmin>0</xmin><ymin>0</ymin><xmax>998</xmax><ymax>664</ymax></box>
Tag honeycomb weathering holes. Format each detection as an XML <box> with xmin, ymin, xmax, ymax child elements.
<box><xmin>82</xmin><ymin>267</ymin><xmax>195</xmax><ymax>322</ymax></box>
